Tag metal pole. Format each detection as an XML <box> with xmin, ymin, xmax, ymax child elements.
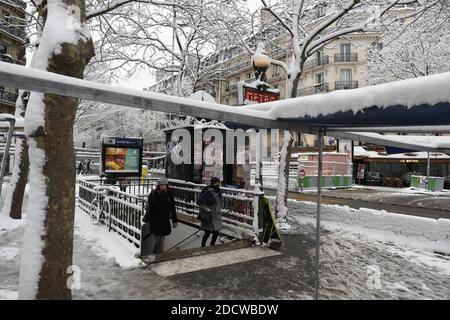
<box><xmin>255</xmin><ymin>130</ymin><xmax>262</xmax><ymax>187</ymax></box>
<box><xmin>426</xmin><ymin>150</ymin><xmax>430</xmax><ymax>191</ymax></box>
<box><xmin>314</xmin><ymin>128</ymin><xmax>324</xmax><ymax>300</ymax></box>
<box><xmin>0</xmin><ymin>118</ymin><xmax>16</xmax><ymax>198</ymax></box>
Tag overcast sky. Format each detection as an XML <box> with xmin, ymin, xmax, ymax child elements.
<box><xmin>119</xmin><ymin>0</ymin><xmax>262</xmax><ymax>90</ymax></box>
<box><xmin>25</xmin><ymin>0</ymin><xmax>262</xmax><ymax>91</ymax></box>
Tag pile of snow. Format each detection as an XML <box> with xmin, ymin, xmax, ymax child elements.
<box><xmin>188</xmin><ymin>90</ymin><xmax>216</xmax><ymax>103</ymax></box>
<box><xmin>0</xmin><ymin>211</ymin><xmax>26</xmax><ymax>232</ymax></box>
<box><xmin>74</xmin><ymin>207</ymin><xmax>140</xmax><ymax>268</ymax></box>
<box><xmin>354</xmin><ymin>146</ymin><xmax>450</xmax><ymax>159</ymax></box>
<box><xmin>0</xmin><ymin>247</ymin><xmax>19</xmax><ymax>261</ymax></box>
<box><xmin>0</xmin><ymin>289</ymin><xmax>18</xmax><ymax>300</ymax></box>
<box><xmin>352</xmin><ymin>184</ymin><xmax>450</xmax><ymax>196</ymax></box>
<box><xmin>284</xmin><ymin>199</ymin><xmax>450</xmax><ymax>255</ymax></box>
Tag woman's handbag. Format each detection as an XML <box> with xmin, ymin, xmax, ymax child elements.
<box><xmin>197</xmin><ymin>207</ymin><xmax>212</xmax><ymax>223</ymax></box>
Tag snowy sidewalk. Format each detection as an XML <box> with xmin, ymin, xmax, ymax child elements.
<box><xmin>1</xmin><ymin>204</ymin><xmax>450</xmax><ymax>299</ymax></box>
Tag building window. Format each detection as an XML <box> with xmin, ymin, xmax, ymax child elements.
<box><xmin>273</xmin><ymin>65</ymin><xmax>280</xmax><ymax>77</ymax></box>
<box><xmin>315</xmin><ymin>72</ymin><xmax>324</xmax><ymax>85</ymax></box>
<box><xmin>372</xmin><ymin>42</ymin><xmax>383</xmax><ymax>50</ymax></box>
<box><xmin>299</xmin><ymin>79</ymin><xmax>304</xmax><ymax>89</ymax></box>
<box><xmin>316</xmin><ymin>5</ymin><xmax>326</xmax><ymax>18</ymax></box>
<box><xmin>225</xmin><ymin>81</ymin><xmax>230</xmax><ymax>91</ymax></box>
<box><xmin>339</xmin><ymin>69</ymin><xmax>352</xmax><ymax>82</ymax></box>
<box><xmin>247</xmin><ymin>73</ymin><xmax>251</xmax><ymax>79</ymax></box>
<box><xmin>339</xmin><ymin>43</ymin><xmax>352</xmax><ymax>62</ymax></box>
<box><xmin>341</xmin><ymin>43</ymin><xmax>351</xmax><ymax>55</ymax></box>
<box><xmin>0</xmin><ymin>43</ymin><xmax>7</xmax><ymax>54</ymax></box>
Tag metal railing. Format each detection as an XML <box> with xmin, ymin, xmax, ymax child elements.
<box><xmin>0</xmin><ymin>53</ymin><xmax>25</xmax><ymax>65</ymax></box>
<box><xmin>168</xmin><ymin>179</ymin><xmax>260</xmax><ymax>238</ymax></box>
<box><xmin>78</xmin><ymin>178</ymin><xmax>159</xmax><ymax>247</ymax></box>
<box><xmin>0</xmin><ymin>89</ymin><xmax>18</xmax><ymax>104</ymax></box>
<box><xmin>334</xmin><ymin>53</ymin><xmax>358</xmax><ymax>63</ymax></box>
<box><xmin>77</xmin><ymin>177</ymin><xmax>262</xmax><ymax>248</ymax></box>
<box><xmin>297</xmin><ymin>83</ymin><xmax>329</xmax><ymax>97</ymax></box>
<box><xmin>0</xmin><ymin>19</ymin><xmax>26</xmax><ymax>41</ymax></box>
<box><xmin>221</xmin><ymin>60</ymin><xmax>252</xmax><ymax>78</ymax></box>
<box><xmin>5</xmin><ymin>0</ymin><xmax>27</xmax><ymax>9</ymax></box>
<box><xmin>303</xmin><ymin>56</ymin><xmax>329</xmax><ymax>71</ymax></box>
<box><xmin>335</xmin><ymin>80</ymin><xmax>358</xmax><ymax>90</ymax></box>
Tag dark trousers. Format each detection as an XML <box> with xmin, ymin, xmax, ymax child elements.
<box><xmin>148</xmin><ymin>234</ymin><xmax>165</xmax><ymax>254</ymax></box>
<box><xmin>202</xmin><ymin>230</ymin><xmax>219</xmax><ymax>247</ymax></box>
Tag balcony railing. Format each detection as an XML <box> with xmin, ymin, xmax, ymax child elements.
<box><xmin>268</xmin><ymin>48</ymin><xmax>286</xmax><ymax>59</ymax></box>
<box><xmin>335</xmin><ymin>81</ymin><xmax>358</xmax><ymax>90</ymax></box>
<box><xmin>334</xmin><ymin>53</ymin><xmax>358</xmax><ymax>63</ymax></box>
<box><xmin>0</xmin><ymin>53</ymin><xmax>24</xmax><ymax>65</ymax></box>
<box><xmin>297</xmin><ymin>83</ymin><xmax>329</xmax><ymax>97</ymax></box>
<box><xmin>303</xmin><ymin>55</ymin><xmax>329</xmax><ymax>71</ymax></box>
<box><xmin>6</xmin><ymin>0</ymin><xmax>27</xmax><ymax>9</ymax></box>
<box><xmin>221</xmin><ymin>60</ymin><xmax>251</xmax><ymax>77</ymax></box>
<box><xmin>0</xmin><ymin>89</ymin><xmax>18</xmax><ymax>104</ymax></box>
<box><xmin>0</xmin><ymin>19</ymin><xmax>27</xmax><ymax>41</ymax></box>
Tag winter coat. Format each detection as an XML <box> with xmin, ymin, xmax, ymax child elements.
<box><xmin>142</xmin><ymin>187</ymin><xmax>178</xmax><ymax>236</ymax></box>
<box><xmin>197</xmin><ymin>186</ymin><xmax>223</xmax><ymax>232</ymax></box>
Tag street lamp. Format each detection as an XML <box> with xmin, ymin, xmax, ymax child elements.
<box><xmin>251</xmin><ymin>42</ymin><xmax>271</xmax><ymax>91</ymax></box>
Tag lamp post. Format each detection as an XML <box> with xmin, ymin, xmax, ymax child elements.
<box><xmin>251</xmin><ymin>42</ymin><xmax>271</xmax><ymax>91</ymax></box>
<box><xmin>250</xmin><ymin>42</ymin><xmax>271</xmax><ymax>188</ymax></box>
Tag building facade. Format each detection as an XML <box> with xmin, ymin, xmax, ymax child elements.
<box><xmin>0</xmin><ymin>0</ymin><xmax>27</xmax><ymax>114</ymax></box>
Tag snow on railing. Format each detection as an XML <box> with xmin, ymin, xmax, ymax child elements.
<box><xmin>77</xmin><ymin>178</ymin><xmax>158</xmax><ymax>247</ymax></box>
<box><xmin>168</xmin><ymin>179</ymin><xmax>260</xmax><ymax>239</ymax></box>
<box><xmin>77</xmin><ymin>177</ymin><xmax>262</xmax><ymax>249</ymax></box>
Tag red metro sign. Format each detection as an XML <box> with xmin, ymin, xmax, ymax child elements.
<box><xmin>244</xmin><ymin>87</ymin><xmax>280</xmax><ymax>104</ymax></box>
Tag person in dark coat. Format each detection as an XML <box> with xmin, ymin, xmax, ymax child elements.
<box><xmin>77</xmin><ymin>159</ymin><xmax>85</xmax><ymax>175</ymax></box>
<box><xmin>142</xmin><ymin>177</ymin><xmax>178</xmax><ymax>254</ymax></box>
<box><xmin>197</xmin><ymin>177</ymin><xmax>223</xmax><ymax>247</ymax></box>
<box><xmin>86</xmin><ymin>160</ymin><xmax>92</xmax><ymax>174</ymax></box>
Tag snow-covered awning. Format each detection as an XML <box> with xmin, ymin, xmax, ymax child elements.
<box><xmin>354</xmin><ymin>146</ymin><xmax>450</xmax><ymax>160</ymax></box>
<box><xmin>1</xmin><ymin>62</ymin><xmax>450</xmax><ymax>133</ymax></box>
<box><xmin>239</xmin><ymin>72</ymin><xmax>450</xmax><ymax>129</ymax></box>
<box><xmin>330</xmin><ymin>132</ymin><xmax>450</xmax><ymax>154</ymax></box>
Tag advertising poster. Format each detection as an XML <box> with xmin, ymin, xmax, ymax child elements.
<box><xmin>338</xmin><ymin>139</ymin><xmax>353</xmax><ymax>162</ymax></box>
<box><xmin>105</xmin><ymin>147</ymin><xmax>140</xmax><ymax>173</ymax></box>
<box><xmin>101</xmin><ymin>136</ymin><xmax>143</xmax><ymax>177</ymax></box>
<box><xmin>357</xmin><ymin>164</ymin><xmax>365</xmax><ymax>179</ymax></box>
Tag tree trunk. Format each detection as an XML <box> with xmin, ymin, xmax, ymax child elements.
<box><xmin>290</xmin><ymin>72</ymin><xmax>301</xmax><ymax>99</ymax></box>
<box><xmin>275</xmin><ymin>66</ymin><xmax>304</xmax><ymax>223</ymax></box>
<box><xmin>275</xmin><ymin>131</ymin><xmax>294</xmax><ymax>225</ymax></box>
<box><xmin>1</xmin><ymin>90</ymin><xmax>29</xmax><ymax>220</ymax></box>
<box><xmin>9</xmin><ymin>139</ymin><xmax>29</xmax><ymax>219</ymax></box>
<box><xmin>19</xmin><ymin>0</ymin><xmax>94</xmax><ymax>300</ymax></box>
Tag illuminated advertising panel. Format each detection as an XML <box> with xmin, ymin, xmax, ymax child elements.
<box><xmin>101</xmin><ymin>136</ymin><xmax>143</xmax><ymax>177</ymax></box>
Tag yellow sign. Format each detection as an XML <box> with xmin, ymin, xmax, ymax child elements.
<box><xmin>141</xmin><ymin>165</ymin><xmax>148</xmax><ymax>179</ymax></box>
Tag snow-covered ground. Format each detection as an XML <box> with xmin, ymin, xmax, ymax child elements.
<box><xmin>284</xmin><ymin>198</ymin><xmax>450</xmax><ymax>281</ymax></box>
<box><xmin>318</xmin><ymin>187</ymin><xmax>450</xmax><ymax>212</ymax></box>
<box><xmin>1</xmin><ymin>186</ymin><xmax>450</xmax><ymax>299</ymax></box>
<box><xmin>351</xmin><ymin>184</ymin><xmax>450</xmax><ymax>196</ymax></box>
